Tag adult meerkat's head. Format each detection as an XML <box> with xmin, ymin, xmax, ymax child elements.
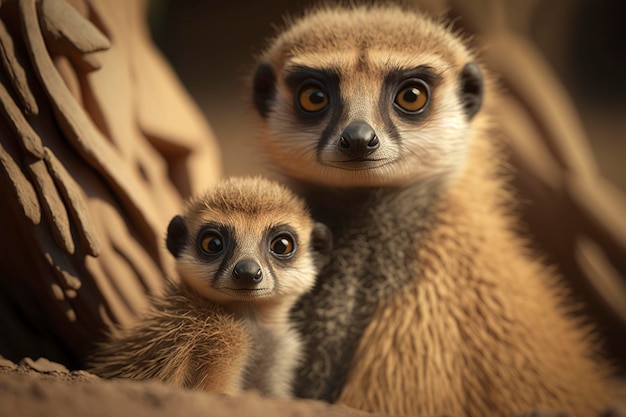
<box><xmin>166</xmin><ymin>177</ymin><xmax>331</xmax><ymax>306</ymax></box>
<box><xmin>252</xmin><ymin>5</ymin><xmax>484</xmax><ymax>188</ymax></box>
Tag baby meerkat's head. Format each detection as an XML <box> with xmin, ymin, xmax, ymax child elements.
<box><xmin>166</xmin><ymin>177</ymin><xmax>331</xmax><ymax>306</ymax></box>
<box><xmin>253</xmin><ymin>5</ymin><xmax>484</xmax><ymax>188</ymax></box>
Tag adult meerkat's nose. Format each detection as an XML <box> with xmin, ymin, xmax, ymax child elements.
<box><xmin>338</xmin><ymin>120</ymin><xmax>380</xmax><ymax>159</ymax></box>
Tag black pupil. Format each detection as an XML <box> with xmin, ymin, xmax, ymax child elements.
<box><xmin>309</xmin><ymin>90</ymin><xmax>325</xmax><ymax>104</ymax></box>
<box><xmin>206</xmin><ymin>237</ymin><xmax>222</xmax><ymax>252</ymax></box>
<box><xmin>273</xmin><ymin>238</ymin><xmax>290</xmax><ymax>254</ymax></box>
<box><xmin>403</xmin><ymin>87</ymin><xmax>420</xmax><ymax>103</ymax></box>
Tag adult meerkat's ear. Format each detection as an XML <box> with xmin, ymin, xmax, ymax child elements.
<box><xmin>459</xmin><ymin>62</ymin><xmax>484</xmax><ymax>120</ymax></box>
<box><xmin>166</xmin><ymin>215</ymin><xmax>188</xmax><ymax>258</ymax></box>
<box><xmin>252</xmin><ymin>62</ymin><xmax>277</xmax><ymax>119</ymax></box>
<box><xmin>310</xmin><ymin>222</ymin><xmax>333</xmax><ymax>270</ymax></box>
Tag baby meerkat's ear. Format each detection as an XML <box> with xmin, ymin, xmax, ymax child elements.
<box><xmin>310</xmin><ymin>222</ymin><xmax>332</xmax><ymax>270</ymax></box>
<box><xmin>166</xmin><ymin>215</ymin><xmax>188</xmax><ymax>258</ymax></box>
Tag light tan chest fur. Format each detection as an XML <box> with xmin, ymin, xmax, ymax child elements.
<box><xmin>337</xmin><ymin>138</ymin><xmax>616</xmax><ymax>417</ymax></box>
<box><xmin>241</xmin><ymin>315</ymin><xmax>303</xmax><ymax>397</ymax></box>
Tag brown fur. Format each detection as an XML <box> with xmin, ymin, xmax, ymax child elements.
<box><xmin>89</xmin><ymin>281</ymin><xmax>251</xmax><ymax>394</ymax></box>
<box><xmin>336</xmin><ymin>127</ymin><xmax>616</xmax><ymax>416</ymax></box>
<box><xmin>90</xmin><ymin>177</ymin><xmax>330</xmax><ymax>397</ymax></box>
<box><xmin>252</xmin><ymin>4</ymin><xmax>621</xmax><ymax>416</ymax></box>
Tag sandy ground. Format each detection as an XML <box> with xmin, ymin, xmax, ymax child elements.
<box><xmin>0</xmin><ymin>357</ymin><xmax>385</xmax><ymax>417</ymax></box>
<box><xmin>2</xmin><ymin>357</ymin><xmax>625</xmax><ymax>417</ymax></box>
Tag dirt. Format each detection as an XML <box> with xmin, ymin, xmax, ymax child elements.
<box><xmin>0</xmin><ymin>356</ymin><xmax>384</xmax><ymax>417</ymax></box>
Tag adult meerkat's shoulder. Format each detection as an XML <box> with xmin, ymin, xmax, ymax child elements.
<box><xmin>251</xmin><ymin>4</ymin><xmax>620</xmax><ymax>416</ymax></box>
<box><xmin>90</xmin><ymin>177</ymin><xmax>331</xmax><ymax>397</ymax></box>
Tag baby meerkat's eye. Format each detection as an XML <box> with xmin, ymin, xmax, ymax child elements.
<box><xmin>198</xmin><ymin>229</ymin><xmax>225</xmax><ymax>256</ymax></box>
<box><xmin>296</xmin><ymin>82</ymin><xmax>329</xmax><ymax>113</ymax></box>
<box><xmin>270</xmin><ymin>234</ymin><xmax>296</xmax><ymax>258</ymax></box>
<box><xmin>394</xmin><ymin>79</ymin><xmax>430</xmax><ymax>114</ymax></box>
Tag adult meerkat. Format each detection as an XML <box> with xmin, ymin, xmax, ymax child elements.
<box><xmin>252</xmin><ymin>4</ymin><xmax>620</xmax><ymax>416</ymax></box>
<box><xmin>89</xmin><ymin>177</ymin><xmax>331</xmax><ymax>397</ymax></box>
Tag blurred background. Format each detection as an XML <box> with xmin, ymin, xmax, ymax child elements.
<box><xmin>147</xmin><ymin>0</ymin><xmax>625</xmax><ymax>190</ymax></box>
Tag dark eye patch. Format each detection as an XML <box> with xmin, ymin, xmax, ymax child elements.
<box><xmin>265</xmin><ymin>224</ymin><xmax>299</xmax><ymax>262</ymax></box>
<box><xmin>382</xmin><ymin>65</ymin><xmax>440</xmax><ymax>122</ymax></box>
<box><xmin>195</xmin><ymin>223</ymin><xmax>234</xmax><ymax>260</ymax></box>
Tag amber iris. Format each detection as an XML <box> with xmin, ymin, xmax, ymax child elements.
<box><xmin>199</xmin><ymin>231</ymin><xmax>224</xmax><ymax>255</ymax></box>
<box><xmin>298</xmin><ymin>85</ymin><xmax>329</xmax><ymax>113</ymax></box>
<box><xmin>270</xmin><ymin>235</ymin><xmax>295</xmax><ymax>256</ymax></box>
<box><xmin>394</xmin><ymin>82</ymin><xmax>429</xmax><ymax>113</ymax></box>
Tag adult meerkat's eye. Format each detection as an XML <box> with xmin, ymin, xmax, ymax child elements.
<box><xmin>198</xmin><ymin>229</ymin><xmax>225</xmax><ymax>256</ymax></box>
<box><xmin>270</xmin><ymin>234</ymin><xmax>296</xmax><ymax>258</ymax></box>
<box><xmin>296</xmin><ymin>82</ymin><xmax>329</xmax><ymax>113</ymax></box>
<box><xmin>394</xmin><ymin>79</ymin><xmax>430</xmax><ymax>114</ymax></box>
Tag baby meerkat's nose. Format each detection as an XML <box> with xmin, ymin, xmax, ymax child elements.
<box><xmin>232</xmin><ymin>259</ymin><xmax>263</xmax><ymax>285</ymax></box>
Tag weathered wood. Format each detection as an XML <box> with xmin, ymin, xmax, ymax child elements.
<box><xmin>44</xmin><ymin>148</ymin><xmax>101</xmax><ymax>257</ymax></box>
<box><xmin>0</xmin><ymin>19</ymin><xmax>38</xmax><ymax>114</ymax></box>
<box><xmin>0</xmin><ymin>0</ymin><xmax>221</xmax><ymax>366</ymax></box>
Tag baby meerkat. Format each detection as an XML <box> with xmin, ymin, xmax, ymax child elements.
<box><xmin>89</xmin><ymin>177</ymin><xmax>331</xmax><ymax>397</ymax></box>
<box><xmin>252</xmin><ymin>4</ymin><xmax>622</xmax><ymax>416</ymax></box>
